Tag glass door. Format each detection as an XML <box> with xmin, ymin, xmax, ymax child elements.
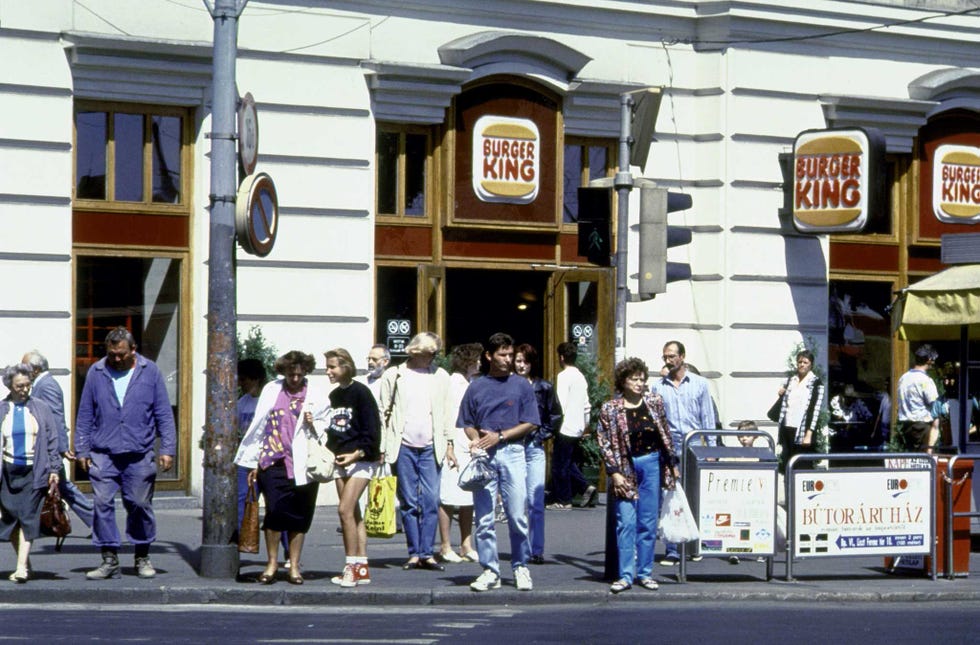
<box><xmin>546</xmin><ymin>268</ymin><xmax>613</xmax><ymax>379</ymax></box>
<box><xmin>74</xmin><ymin>253</ymin><xmax>188</xmax><ymax>489</ymax></box>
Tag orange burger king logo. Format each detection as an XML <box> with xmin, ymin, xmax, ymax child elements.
<box><xmin>933</xmin><ymin>144</ymin><xmax>980</xmax><ymax>223</ymax></box>
<box><xmin>472</xmin><ymin>115</ymin><xmax>539</xmax><ymax>204</ymax></box>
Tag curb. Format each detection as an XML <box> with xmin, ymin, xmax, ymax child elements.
<box><xmin>2</xmin><ymin>586</ymin><xmax>979</xmax><ymax>606</ymax></box>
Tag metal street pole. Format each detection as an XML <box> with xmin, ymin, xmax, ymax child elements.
<box><xmin>613</xmin><ymin>92</ymin><xmax>635</xmax><ymax>366</ymax></box>
<box><xmin>201</xmin><ymin>0</ymin><xmax>247</xmax><ymax>578</ymax></box>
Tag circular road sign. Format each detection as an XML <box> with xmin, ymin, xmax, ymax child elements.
<box><xmin>238</xmin><ymin>92</ymin><xmax>259</xmax><ymax>175</ymax></box>
<box><xmin>235</xmin><ymin>172</ymin><xmax>279</xmax><ymax>257</ymax></box>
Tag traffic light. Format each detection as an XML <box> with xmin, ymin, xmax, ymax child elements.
<box><xmin>637</xmin><ymin>186</ymin><xmax>692</xmax><ymax>298</ymax></box>
<box><xmin>577</xmin><ymin>187</ymin><xmax>611</xmax><ymax>266</ymax></box>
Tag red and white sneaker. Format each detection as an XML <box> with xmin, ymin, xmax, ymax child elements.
<box><xmin>331</xmin><ymin>563</ymin><xmax>371</xmax><ymax>587</ymax></box>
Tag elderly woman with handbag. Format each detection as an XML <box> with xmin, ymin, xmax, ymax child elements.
<box><xmin>596</xmin><ymin>357</ymin><xmax>679</xmax><ymax>594</ymax></box>
<box><xmin>235</xmin><ymin>350</ymin><xmax>328</xmax><ymax>585</ymax></box>
<box><xmin>0</xmin><ymin>364</ymin><xmax>60</xmax><ymax>583</ymax></box>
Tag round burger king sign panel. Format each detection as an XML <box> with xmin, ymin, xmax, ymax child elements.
<box><xmin>472</xmin><ymin>115</ymin><xmax>540</xmax><ymax>204</ymax></box>
<box><xmin>933</xmin><ymin>144</ymin><xmax>980</xmax><ymax>224</ymax></box>
<box><xmin>792</xmin><ymin>127</ymin><xmax>884</xmax><ymax>234</ymax></box>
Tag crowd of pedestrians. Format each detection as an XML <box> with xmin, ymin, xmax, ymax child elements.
<box><xmin>1</xmin><ymin>325</ymin><xmax>951</xmax><ymax>592</ymax></box>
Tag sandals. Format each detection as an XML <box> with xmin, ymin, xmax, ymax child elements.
<box><xmin>637</xmin><ymin>578</ymin><xmax>659</xmax><ymax>590</ymax></box>
<box><xmin>288</xmin><ymin>572</ymin><xmax>304</xmax><ymax>585</ymax></box>
<box><xmin>257</xmin><ymin>571</ymin><xmax>277</xmax><ymax>584</ymax></box>
<box><xmin>609</xmin><ymin>578</ymin><xmax>631</xmax><ymax>593</ymax></box>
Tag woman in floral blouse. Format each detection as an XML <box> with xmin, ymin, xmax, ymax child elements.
<box><xmin>596</xmin><ymin>357</ymin><xmax>679</xmax><ymax>594</ymax></box>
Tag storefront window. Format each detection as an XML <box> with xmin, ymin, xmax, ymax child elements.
<box><xmin>563</xmin><ymin>140</ymin><xmax>613</xmax><ymax>224</ymax></box>
<box><xmin>376</xmin><ymin>125</ymin><xmax>430</xmax><ymax>219</ymax></box>
<box><xmin>74</xmin><ymin>104</ymin><xmax>186</xmax><ymax>207</ymax></box>
<box><xmin>828</xmin><ymin>279</ymin><xmax>894</xmax><ymax>449</ymax></box>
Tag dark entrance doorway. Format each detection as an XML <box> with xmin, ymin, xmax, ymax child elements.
<box><xmin>444</xmin><ymin>268</ymin><xmax>548</xmax><ymax>351</ymax></box>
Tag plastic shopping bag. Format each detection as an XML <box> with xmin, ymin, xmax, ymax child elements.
<box><xmin>658</xmin><ymin>482</ymin><xmax>699</xmax><ymax>543</ymax></box>
<box><xmin>365</xmin><ymin>465</ymin><xmax>397</xmax><ymax>539</ymax></box>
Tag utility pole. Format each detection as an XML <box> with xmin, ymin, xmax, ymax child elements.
<box><xmin>200</xmin><ymin>0</ymin><xmax>248</xmax><ymax>578</ymax></box>
<box><xmin>602</xmin><ymin>88</ymin><xmax>662</xmax><ymax>581</ymax></box>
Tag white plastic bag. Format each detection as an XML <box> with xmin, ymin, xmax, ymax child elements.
<box><xmin>658</xmin><ymin>483</ymin><xmax>699</xmax><ymax>543</ymax></box>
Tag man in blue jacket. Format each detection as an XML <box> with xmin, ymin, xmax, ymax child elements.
<box><xmin>22</xmin><ymin>350</ymin><xmax>95</xmax><ymax>528</ymax></box>
<box><xmin>75</xmin><ymin>327</ymin><xmax>176</xmax><ymax>580</ymax></box>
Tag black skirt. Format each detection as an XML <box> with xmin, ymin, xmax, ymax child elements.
<box><xmin>257</xmin><ymin>460</ymin><xmax>319</xmax><ymax>533</ymax></box>
<box><xmin>0</xmin><ymin>463</ymin><xmax>45</xmax><ymax>541</ymax></box>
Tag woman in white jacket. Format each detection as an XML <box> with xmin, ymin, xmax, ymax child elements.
<box><xmin>235</xmin><ymin>351</ymin><xmax>329</xmax><ymax>585</ymax></box>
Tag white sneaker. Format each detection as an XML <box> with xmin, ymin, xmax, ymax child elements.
<box><xmin>440</xmin><ymin>550</ymin><xmax>463</xmax><ymax>564</ymax></box>
<box><xmin>514</xmin><ymin>565</ymin><xmax>533</xmax><ymax>591</ymax></box>
<box><xmin>469</xmin><ymin>569</ymin><xmax>501</xmax><ymax>592</ymax></box>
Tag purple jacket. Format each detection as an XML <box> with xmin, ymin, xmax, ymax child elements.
<box><xmin>74</xmin><ymin>354</ymin><xmax>176</xmax><ymax>457</ymax></box>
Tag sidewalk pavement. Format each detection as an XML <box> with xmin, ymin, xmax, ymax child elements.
<box><xmin>4</xmin><ymin>498</ymin><xmax>979</xmax><ymax>606</ymax></box>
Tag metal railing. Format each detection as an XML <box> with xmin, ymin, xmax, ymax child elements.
<box><xmin>944</xmin><ymin>455</ymin><xmax>977</xmax><ymax>580</ymax></box>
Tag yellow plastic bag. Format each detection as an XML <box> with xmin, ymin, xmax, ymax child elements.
<box><xmin>365</xmin><ymin>466</ymin><xmax>397</xmax><ymax>539</ymax></box>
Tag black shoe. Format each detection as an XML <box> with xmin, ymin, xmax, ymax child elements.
<box><xmin>529</xmin><ymin>554</ymin><xmax>545</xmax><ymax>565</ymax></box>
<box><xmin>419</xmin><ymin>559</ymin><xmax>445</xmax><ymax>571</ymax></box>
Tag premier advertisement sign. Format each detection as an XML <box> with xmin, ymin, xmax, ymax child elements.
<box><xmin>792</xmin><ymin>127</ymin><xmax>885</xmax><ymax>233</ymax></box>
<box><xmin>698</xmin><ymin>468</ymin><xmax>776</xmax><ymax>555</ymax></box>
<box><xmin>792</xmin><ymin>469</ymin><xmax>932</xmax><ymax>557</ymax></box>
<box><xmin>932</xmin><ymin>143</ymin><xmax>980</xmax><ymax>224</ymax></box>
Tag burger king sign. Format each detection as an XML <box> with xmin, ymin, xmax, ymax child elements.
<box><xmin>792</xmin><ymin>127</ymin><xmax>885</xmax><ymax>233</ymax></box>
<box><xmin>932</xmin><ymin>144</ymin><xmax>980</xmax><ymax>224</ymax></box>
<box><xmin>472</xmin><ymin>115</ymin><xmax>540</xmax><ymax>204</ymax></box>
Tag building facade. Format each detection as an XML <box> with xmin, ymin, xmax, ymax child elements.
<box><xmin>1</xmin><ymin>0</ymin><xmax>978</xmax><ymax>498</ymax></box>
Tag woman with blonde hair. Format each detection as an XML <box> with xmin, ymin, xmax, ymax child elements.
<box><xmin>323</xmin><ymin>348</ymin><xmax>382</xmax><ymax>587</ymax></box>
<box><xmin>378</xmin><ymin>332</ymin><xmax>456</xmax><ymax>571</ymax></box>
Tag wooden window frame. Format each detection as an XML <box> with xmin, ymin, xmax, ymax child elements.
<box><xmin>561</xmin><ymin>136</ymin><xmax>615</xmax><ymax>232</ymax></box>
<box><xmin>73</xmin><ymin>100</ymin><xmax>193</xmax><ymax>216</ymax></box>
<box><xmin>375</xmin><ymin>123</ymin><xmax>433</xmax><ymax>224</ymax></box>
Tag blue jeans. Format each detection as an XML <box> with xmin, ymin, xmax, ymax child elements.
<box><xmin>395</xmin><ymin>445</ymin><xmax>440</xmax><ymax>559</ymax></box>
<box><xmin>524</xmin><ymin>440</ymin><xmax>546</xmax><ymax>557</ymax></box>
<box><xmin>551</xmin><ymin>434</ymin><xmax>589</xmax><ymax>504</ymax></box>
<box><xmin>89</xmin><ymin>451</ymin><xmax>157</xmax><ymax>548</ymax></box>
<box><xmin>615</xmin><ymin>451</ymin><xmax>661</xmax><ymax>583</ymax></box>
<box><xmin>474</xmin><ymin>443</ymin><xmax>530</xmax><ymax>575</ymax></box>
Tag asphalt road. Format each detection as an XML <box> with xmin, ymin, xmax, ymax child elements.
<box><xmin>2</xmin><ymin>601</ymin><xmax>977</xmax><ymax>644</ymax></box>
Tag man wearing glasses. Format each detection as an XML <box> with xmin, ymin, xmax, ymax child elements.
<box><xmin>649</xmin><ymin>340</ymin><xmax>716</xmax><ymax>565</ymax></box>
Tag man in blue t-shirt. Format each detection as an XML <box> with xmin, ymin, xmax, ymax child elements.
<box><xmin>457</xmin><ymin>332</ymin><xmax>540</xmax><ymax>592</ymax></box>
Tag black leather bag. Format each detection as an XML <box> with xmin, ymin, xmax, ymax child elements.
<box><xmin>40</xmin><ymin>487</ymin><xmax>72</xmax><ymax>551</ymax></box>
<box><xmin>766</xmin><ymin>397</ymin><xmax>783</xmax><ymax>423</ymax></box>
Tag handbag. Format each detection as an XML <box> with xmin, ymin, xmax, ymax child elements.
<box><xmin>767</xmin><ymin>378</ymin><xmax>791</xmax><ymax>423</ymax></box>
<box><xmin>40</xmin><ymin>486</ymin><xmax>72</xmax><ymax>552</ymax></box>
<box><xmin>306</xmin><ymin>423</ymin><xmax>337</xmax><ymax>483</ymax></box>
<box><xmin>365</xmin><ymin>465</ymin><xmax>397</xmax><ymax>539</ymax></box>
<box><xmin>457</xmin><ymin>451</ymin><xmax>496</xmax><ymax>492</ymax></box>
<box><xmin>238</xmin><ymin>484</ymin><xmax>260</xmax><ymax>554</ymax></box>
<box><xmin>658</xmin><ymin>482</ymin><xmax>699</xmax><ymax>543</ymax></box>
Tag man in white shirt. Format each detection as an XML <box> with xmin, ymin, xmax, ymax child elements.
<box><xmin>549</xmin><ymin>342</ymin><xmax>595</xmax><ymax>509</ymax></box>
<box><xmin>895</xmin><ymin>344</ymin><xmax>939</xmax><ymax>453</ymax></box>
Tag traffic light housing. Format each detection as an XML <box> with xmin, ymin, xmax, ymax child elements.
<box><xmin>577</xmin><ymin>187</ymin><xmax>611</xmax><ymax>266</ymax></box>
<box><xmin>637</xmin><ymin>186</ymin><xmax>692</xmax><ymax>298</ymax></box>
